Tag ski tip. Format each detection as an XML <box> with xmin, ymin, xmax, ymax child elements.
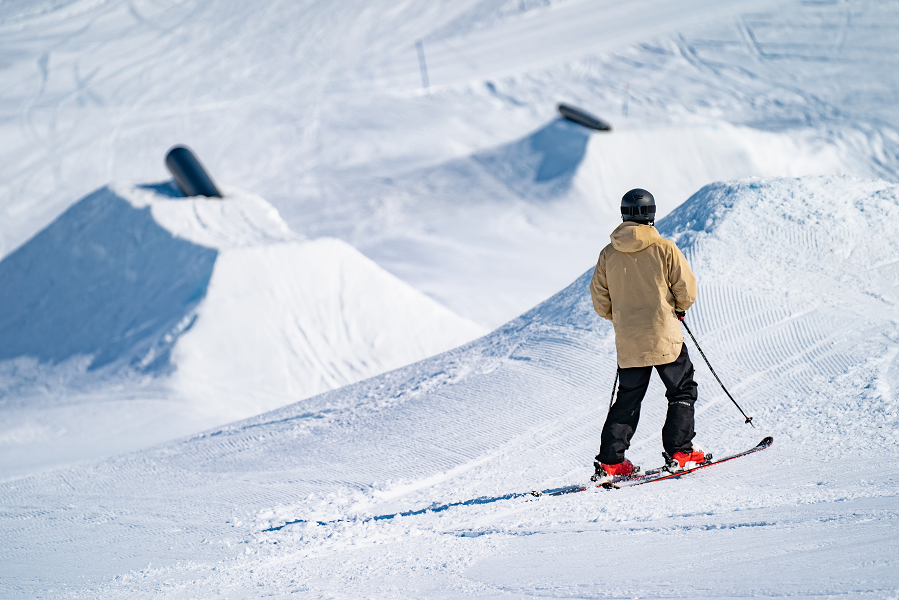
<box><xmin>758</xmin><ymin>436</ymin><xmax>774</xmax><ymax>448</ymax></box>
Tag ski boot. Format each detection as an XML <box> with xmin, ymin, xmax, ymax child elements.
<box><xmin>662</xmin><ymin>448</ymin><xmax>712</xmax><ymax>472</ymax></box>
<box><xmin>591</xmin><ymin>458</ymin><xmax>640</xmax><ymax>482</ymax></box>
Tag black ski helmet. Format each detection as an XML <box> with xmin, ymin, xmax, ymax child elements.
<box><xmin>621</xmin><ymin>188</ymin><xmax>656</xmax><ymax>224</ymax></box>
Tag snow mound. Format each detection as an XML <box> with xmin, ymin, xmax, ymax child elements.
<box><xmin>312</xmin><ymin>120</ymin><xmax>848</xmax><ymax>327</ymax></box>
<box><xmin>571</xmin><ymin>122</ymin><xmax>846</xmax><ymax>223</ymax></box>
<box><xmin>167</xmin><ymin>235</ymin><xmax>488</xmax><ymax>416</ymax></box>
<box><xmin>0</xmin><ymin>183</ymin><xmax>485</xmax><ymax>473</ymax></box>
<box><xmin>0</xmin><ymin>183</ymin><xmax>483</xmax><ymax>388</ymax></box>
<box><xmin>3</xmin><ymin>176</ymin><xmax>897</xmax><ymax>598</ymax></box>
<box><xmin>0</xmin><ymin>185</ymin><xmax>218</xmax><ymax>373</ymax></box>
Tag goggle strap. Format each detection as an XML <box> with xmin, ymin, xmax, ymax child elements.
<box><xmin>621</xmin><ymin>205</ymin><xmax>656</xmax><ymax>216</ymax></box>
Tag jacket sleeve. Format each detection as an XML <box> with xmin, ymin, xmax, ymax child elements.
<box><xmin>667</xmin><ymin>242</ymin><xmax>698</xmax><ymax>312</ymax></box>
<box><xmin>590</xmin><ymin>251</ymin><xmax>613</xmax><ymax>321</ymax></box>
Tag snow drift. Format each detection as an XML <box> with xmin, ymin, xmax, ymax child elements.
<box><xmin>3</xmin><ymin>176</ymin><xmax>897</xmax><ymax>598</ymax></box>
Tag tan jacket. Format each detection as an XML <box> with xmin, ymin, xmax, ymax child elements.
<box><xmin>590</xmin><ymin>222</ymin><xmax>697</xmax><ymax>368</ymax></box>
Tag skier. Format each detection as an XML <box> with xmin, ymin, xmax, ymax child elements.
<box><xmin>589</xmin><ymin>188</ymin><xmax>707</xmax><ymax>480</ymax></box>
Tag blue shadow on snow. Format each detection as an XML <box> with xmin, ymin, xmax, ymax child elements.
<box><xmin>137</xmin><ymin>180</ymin><xmax>186</xmax><ymax>198</ymax></box>
<box><xmin>471</xmin><ymin>118</ymin><xmax>590</xmax><ymax>200</ymax></box>
<box><xmin>262</xmin><ymin>484</ymin><xmax>586</xmax><ymax>532</ymax></box>
<box><xmin>0</xmin><ymin>186</ymin><xmax>217</xmax><ymax>372</ymax></box>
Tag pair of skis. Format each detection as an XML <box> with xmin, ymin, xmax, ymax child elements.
<box><xmin>531</xmin><ymin>436</ymin><xmax>773</xmax><ymax>497</ymax></box>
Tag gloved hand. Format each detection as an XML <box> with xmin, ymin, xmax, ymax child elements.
<box><xmin>675</xmin><ymin>311</ymin><xmax>685</xmax><ymax>321</ymax></box>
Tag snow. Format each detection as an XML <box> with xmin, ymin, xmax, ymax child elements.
<box><xmin>3</xmin><ymin>0</ymin><xmax>897</xmax><ymax>327</ymax></box>
<box><xmin>120</xmin><ymin>183</ymin><xmax>484</xmax><ymax>414</ymax></box>
<box><xmin>2</xmin><ymin>0</ymin><xmax>899</xmax><ymax>597</ymax></box>
<box><xmin>327</xmin><ymin>120</ymin><xmax>847</xmax><ymax>325</ymax></box>
<box><xmin>376</xmin><ymin>0</ymin><xmax>783</xmax><ymax>90</ymax></box>
<box><xmin>0</xmin><ymin>183</ymin><xmax>484</xmax><ymax>476</ymax></box>
<box><xmin>2</xmin><ymin>176</ymin><xmax>899</xmax><ymax>598</ymax></box>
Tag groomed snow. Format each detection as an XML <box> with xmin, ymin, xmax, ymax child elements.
<box><xmin>0</xmin><ymin>184</ymin><xmax>484</xmax><ymax>477</ymax></box>
<box><xmin>317</xmin><ymin>119</ymin><xmax>848</xmax><ymax>326</ymax></box>
<box><xmin>120</xmin><ymin>183</ymin><xmax>485</xmax><ymax>413</ymax></box>
<box><xmin>3</xmin><ymin>0</ymin><xmax>897</xmax><ymax>327</ymax></box>
<box><xmin>3</xmin><ymin>0</ymin><xmax>899</xmax><ymax>597</ymax></box>
<box><xmin>2</xmin><ymin>176</ymin><xmax>898</xmax><ymax>598</ymax></box>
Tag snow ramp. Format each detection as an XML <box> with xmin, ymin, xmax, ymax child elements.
<box><xmin>2</xmin><ymin>176</ymin><xmax>898</xmax><ymax>597</ymax></box>
<box><xmin>116</xmin><ymin>184</ymin><xmax>485</xmax><ymax>413</ymax></box>
<box><xmin>318</xmin><ymin>118</ymin><xmax>847</xmax><ymax>328</ymax></box>
<box><xmin>0</xmin><ymin>185</ymin><xmax>218</xmax><ymax>372</ymax></box>
<box><xmin>0</xmin><ymin>183</ymin><xmax>484</xmax><ymax>475</ymax></box>
<box><xmin>0</xmin><ymin>183</ymin><xmax>483</xmax><ymax>397</ymax></box>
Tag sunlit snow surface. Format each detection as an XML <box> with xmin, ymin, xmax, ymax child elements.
<box><xmin>2</xmin><ymin>177</ymin><xmax>898</xmax><ymax>598</ymax></box>
<box><xmin>2</xmin><ymin>0</ymin><xmax>898</xmax><ymax>326</ymax></box>
<box><xmin>3</xmin><ymin>0</ymin><xmax>899</xmax><ymax>597</ymax></box>
<box><xmin>0</xmin><ymin>182</ymin><xmax>485</xmax><ymax>477</ymax></box>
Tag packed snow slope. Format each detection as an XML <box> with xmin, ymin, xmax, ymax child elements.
<box><xmin>0</xmin><ymin>183</ymin><xmax>483</xmax><ymax>478</ymax></box>
<box><xmin>316</xmin><ymin>117</ymin><xmax>845</xmax><ymax>325</ymax></box>
<box><xmin>3</xmin><ymin>176</ymin><xmax>898</xmax><ymax>598</ymax></box>
<box><xmin>3</xmin><ymin>0</ymin><xmax>898</xmax><ymax>326</ymax></box>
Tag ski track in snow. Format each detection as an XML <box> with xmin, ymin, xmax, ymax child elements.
<box><xmin>2</xmin><ymin>177</ymin><xmax>899</xmax><ymax>598</ymax></box>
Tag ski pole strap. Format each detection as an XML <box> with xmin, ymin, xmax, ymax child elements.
<box><xmin>679</xmin><ymin>317</ymin><xmax>755</xmax><ymax>428</ymax></box>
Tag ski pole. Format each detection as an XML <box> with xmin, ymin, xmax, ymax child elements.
<box><xmin>609</xmin><ymin>369</ymin><xmax>619</xmax><ymax>410</ymax></box>
<box><xmin>677</xmin><ymin>314</ymin><xmax>755</xmax><ymax>428</ymax></box>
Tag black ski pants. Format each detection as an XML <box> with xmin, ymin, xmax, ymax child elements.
<box><xmin>597</xmin><ymin>343</ymin><xmax>698</xmax><ymax>464</ymax></box>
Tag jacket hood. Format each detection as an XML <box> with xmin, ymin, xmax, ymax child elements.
<box><xmin>609</xmin><ymin>222</ymin><xmax>660</xmax><ymax>253</ymax></box>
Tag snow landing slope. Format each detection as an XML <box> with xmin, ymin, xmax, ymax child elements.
<box><xmin>0</xmin><ymin>183</ymin><xmax>484</xmax><ymax>477</ymax></box>
<box><xmin>2</xmin><ymin>176</ymin><xmax>898</xmax><ymax>598</ymax></box>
